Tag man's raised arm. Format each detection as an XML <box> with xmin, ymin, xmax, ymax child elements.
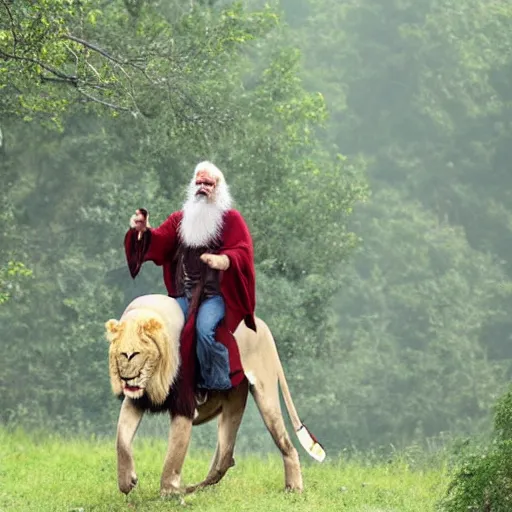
<box><xmin>124</xmin><ymin>209</ymin><xmax>181</xmax><ymax>278</ymax></box>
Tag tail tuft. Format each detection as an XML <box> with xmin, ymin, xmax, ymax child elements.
<box><xmin>296</xmin><ymin>424</ymin><xmax>326</xmax><ymax>462</ymax></box>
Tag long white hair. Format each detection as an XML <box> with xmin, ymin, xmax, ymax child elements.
<box><xmin>179</xmin><ymin>161</ymin><xmax>232</xmax><ymax>247</ymax></box>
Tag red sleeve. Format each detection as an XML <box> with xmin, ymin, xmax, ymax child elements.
<box><xmin>220</xmin><ymin>210</ymin><xmax>257</xmax><ymax>331</ymax></box>
<box><xmin>124</xmin><ymin>211</ymin><xmax>181</xmax><ymax>278</ymax></box>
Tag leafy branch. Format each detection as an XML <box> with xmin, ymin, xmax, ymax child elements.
<box><xmin>0</xmin><ymin>0</ymin><xmax>278</xmax><ymax>125</ymax></box>
<box><xmin>0</xmin><ymin>261</ymin><xmax>32</xmax><ymax>305</ymax></box>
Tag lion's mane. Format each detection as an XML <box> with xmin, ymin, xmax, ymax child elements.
<box><xmin>105</xmin><ymin>295</ymin><xmax>184</xmax><ymax>405</ymax></box>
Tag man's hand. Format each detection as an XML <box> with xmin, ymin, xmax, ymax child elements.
<box><xmin>129</xmin><ymin>209</ymin><xmax>150</xmax><ymax>240</ymax></box>
<box><xmin>200</xmin><ymin>253</ymin><xmax>230</xmax><ymax>271</ymax></box>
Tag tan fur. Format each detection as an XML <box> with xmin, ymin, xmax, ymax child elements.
<box><xmin>107</xmin><ymin>294</ymin><xmax>319</xmax><ymax>496</ymax></box>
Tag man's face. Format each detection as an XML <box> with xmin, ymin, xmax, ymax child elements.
<box><xmin>194</xmin><ymin>170</ymin><xmax>217</xmax><ymax>201</ymax></box>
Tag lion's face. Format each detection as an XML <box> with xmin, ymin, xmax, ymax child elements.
<box><xmin>105</xmin><ymin>313</ymin><xmax>177</xmax><ymax>405</ymax></box>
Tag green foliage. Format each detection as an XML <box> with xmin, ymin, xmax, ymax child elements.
<box><xmin>0</xmin><ymin>145</ymin><xmax>32</xmax><ymax>306</ymax></box>
<box><xmin>440</xmin><ymin>386</ymin><xmax>512</xmax><ymax>512</ymax></box>
<box><xmin>324</xmin><ymin>190</ymin><xmax>507</xmax><ymax>447</ymax></box>
<box><xmin>0</xmin><ymin>0</ymin><xmax>366</xmax><ymax>447</ymax></box>
<box><xmin>275</xmin><ymin>0</ymin><xmax>512</xmax><ymax>448</ymax></box>
<box><xmin>3</xmin><ymin>0</ymin><xmax>512</xmax><ymax>462</ymax></box>
<box><xmin>0</xmin><ymin>0</ymin><xmax>279</xmax><ymax>125</ymax></box>
<box><xmin>494</xmin><ymin>388</ymin><xmax>512</xmax><ymax>442</ymax></box>
<box><xmin>0</xmin><ymin>261</ymin><xmax>32</xmax><ymax>305</ymax></box>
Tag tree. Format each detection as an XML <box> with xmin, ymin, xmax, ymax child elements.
<box><xmin>0</xmin><ymin>125</ymin><xmax>32</xmax><ymax>306</ymax></box>
<box><xmin>0</xmin><ymin>0</ymin><xmax>367</xmax><ymax>448</ymax></box>
<box><xmin>324</xmin><ymin>189</ymin><xmax>508</xmax><ymax>447</ymax></box>
<box><xmin>0</xmin><ymin>0</ymin><xmax>277</xmax><ymax>124</ymax></box>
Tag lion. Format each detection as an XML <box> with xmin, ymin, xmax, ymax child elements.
<box><xmin>105</xmin><ymin>294</ymin><xmax>325</xmax><ymax>496</ymax></box>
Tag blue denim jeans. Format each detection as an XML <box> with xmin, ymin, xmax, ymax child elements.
<box><xmin>176</xmin><ymin>295</ymin><xmax>232</xmax><ymax>390</ymax></box>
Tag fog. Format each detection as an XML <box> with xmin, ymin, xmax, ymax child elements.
<box><xmin>1</xmin><ymin>0</ymin><xmax>511</xmax><ymax>458</ymax></box>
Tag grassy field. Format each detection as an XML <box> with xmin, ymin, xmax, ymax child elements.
<box><xmin>1</xmin><ymin>428</ymin><xmax>450</xmax><ymax>512</ymax></box>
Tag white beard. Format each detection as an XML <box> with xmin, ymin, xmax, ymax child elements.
<box><xmin>179</xmin><ymin>179</ymin><xmax>232</xmax><ymax>248</ymax></box>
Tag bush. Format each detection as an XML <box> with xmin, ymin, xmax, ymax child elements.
<box><xmin>440</xmin><ymin>386</ymin><xmax>512</xmax><ymax>512</ymax></box>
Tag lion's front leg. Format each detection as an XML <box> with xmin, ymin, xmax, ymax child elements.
<box><xmin>160</xmin><ymin>414</ymin><xmax>193</xmax><ymax>496</ymax></box>
<box><xmin>116</xmin><ymin>397</ymin><xmax>144</xmax><ymax>494</ymax></box>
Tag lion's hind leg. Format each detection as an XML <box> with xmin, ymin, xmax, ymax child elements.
<box><xmin>186</xmin><ymin>380</ymin><xmax>249</xmax><ymax>493</ymax></box>
<box><xmin>251</xmin><ymin>380</ymin><xmax>303</xmax><ymax>492</ymax></box>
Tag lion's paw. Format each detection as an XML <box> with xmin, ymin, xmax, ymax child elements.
<box><xmin>118</xmin><ymin>471</ymin><xmax>138</xmax><ymax>495</ymax></box>
<box><xmin>284</xmin><ymin>483</ymin><xmax>303</xmax><ymax>493</ymax></box>
<box><xmin>160</xmin><ymin>485</ymin><xmax>184</xmax><ymax>498</ymax></box>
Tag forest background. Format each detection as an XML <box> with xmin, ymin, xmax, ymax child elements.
<box><xmin>2</xmin><ymin>0</ymin><xmax>512</xmax><ymax>458</ymax></box>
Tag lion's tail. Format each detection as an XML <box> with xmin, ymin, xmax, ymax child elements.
<box><xmin>274</xmin><ymin>342</ymin><xmax>326</xmax><ymax>463</ymax></box>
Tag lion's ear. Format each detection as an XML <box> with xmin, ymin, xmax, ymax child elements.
<box><xmin>105</xmin><ymin>319</ymin><xmax>123</xmax><ymax>343</ymax></box>
<box><xmin>143</xmin><ymin>317</ymin><xmax>163</xmax><ymax>336</ymax></box>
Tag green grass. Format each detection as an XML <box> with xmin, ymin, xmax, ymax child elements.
<box><xmin>1</xmin><ymin>428</ymin><xmax>450</xmax><ymax>512</ymax></box>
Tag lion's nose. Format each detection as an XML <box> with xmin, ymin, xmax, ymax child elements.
<box><xmin>120</xmin><ymin>351</ymin><xmax>140</xmax><ymax>361</ymax></box>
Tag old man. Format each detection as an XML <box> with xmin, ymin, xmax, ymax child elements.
<box><xmin>124</xmin><ymin>161</ymin><xmax>256</xmax><ymax>408</ymax></box>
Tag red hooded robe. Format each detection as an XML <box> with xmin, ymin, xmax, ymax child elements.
<box><xmin>124</xmin><ymin>209</ymin><xmax>256</xmax><ymax>418</ymax></box>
